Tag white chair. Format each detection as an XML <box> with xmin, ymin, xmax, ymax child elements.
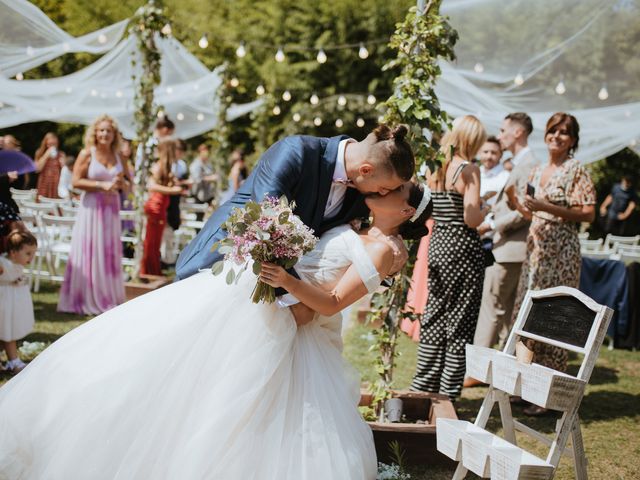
<box><xmin>604</xmin><ymin>234</ymin><xmax>640</xmax><ymax>253</ymax></box>
<box><xmin>18</xmin><ymin>200</ymin><xmax>58</xmax><ymax>218</ymax></box>
<box><xmin>582</xmin><ymin>250</ymin><xmax>619</xmax><ymax>260</ymax></box>
<box><xmin>619</xmin><ymin>250</ymin><xmax>640</xmax><ymax>264</ymax></box>
<box><xmin>59</xmin><ymin>204</ymin><xmax>78</xmax><ymax>217</ymax></box>
<box><xmin>438</xmin><ymin>287</ymin><xmax>613</xmax><ymax>480</ymax></box>
<box><xmin>39</xmin><ymin>214</ymin><xmax>75</xmax><ymax>281</ymax></box>
<box><xmin>19</xmin><ymin>212</ymin><xmax>49</xmax><ymax>292</ymax></box>
<box><xmin>119</xmin><ymin>210</ymin><xmax>139</xmax><ymax>245</ymax></box>
<box><xmin>578</xmin><ymin>232</ymin><xmax>589</xmax><ymax>240</ymax></box>
<box><xmin>579</xmin><ymin>238</ymin><xmax>603</xmax><ymax>253</ymax></box>
<box><xmin>10</xmin><ymin>188</ymin><xmax>37</xmax><ymax>201</ymax></box>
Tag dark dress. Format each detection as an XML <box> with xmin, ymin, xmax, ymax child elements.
<box><xmin>0</xmin><ymin>174</ymin><xmax>21</xmax><ymax>253</ymax></box>
<box><xmin>411</xmin><ymin>162</ymin><xmax>485</xmax><ymax>400</ymax></box>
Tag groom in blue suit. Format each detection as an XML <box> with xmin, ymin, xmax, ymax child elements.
<box><xmin>175</xmin><ymin>125</ymin><xmax>415</xmax><ymax>282</ymax></box>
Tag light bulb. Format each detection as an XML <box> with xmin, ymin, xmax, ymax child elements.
<box><xmin>256</xmin><ymin>84</ymin><xmax>265</xmax><ymax>96</ymax></box>
<box><xmin>65</xmin><ymin>86</ymin><xmax>72</xmax><ymax>94</ymax></box>
<box><xmin>177</xmin><ymin>112</ymin><xmax>184</xmax><ymax>121</ymax></box>
<box><xmin>473</xmin><ymin>62</ymin><xmax>484</xmax><ymax>73</ymax></box>
<box><xmin>310</xmin><ymin>94</ymin><xmax>319</xmax><ymax>105</ymax></box>
<box><xmin>272</xmin><ymin>106</ymin><xmax>281</xmax><ymax>115</ymax></box>
<box><xmin>62</xmin><ymin>42</ymin><xmax>70</xmax><ymax>52</ymax></box>
<box><xmin>193</xmin><ymin>83</ymin><xmax>200</xmax><ymax>90</ymax></box>
<box><xmin>90</xmin><ymin>89</ymin><xmax>98</xmax><ymax>97</ymax></box>
<box><xmin>282</xmin><ymin>90</ymin><xmax>292</xmax><ymax>102</ymax></box>
<box><xmin>15</xmin><ymin>72</ymin><xmax>24</xmax><ymax>81</ymax></box>
<box><xmin>157</xmin><ymin>110</ymin><xmax>165</xmax><ymax>118</ymax></box>
<box><xmin>630</xmin><ymin>139</ymin><xmax>637</xmax><ymax>147</ymax></box>
<box><xmin>230</xmin><ymin>77</ymin><xmax>239</xmax><ymax>88</ymax></box>
<box><xmin>356</xmin><ymin>118</ymin><xmax>365</xmax><ymax>128</ymax></box>
<box><xmin>26</xmin><ymin>46</ymin><xmax>34</xmax><ymax>57</ymax></box>
<box><xmin>161</xmin><ymin>23</ymin><xmax>172</xmax><ymax>36</ymax></box>
<box><xmin>198</xmin><ymin>34</ymin><xmax>209</xmax><ymax>49</ymax></box>
<box><xmin>377</xmin><ymin>115</ymin><xmax>385</xmax><ymax>123</ymax></box>
<box><xmin>358</xmin><ymin>43</ymin><xmax>369</xmax><ymax>59</ymax></box>
<box><xmin>98</xmin><ymin>34</ymin><xmax>108</xmax><ymax>44</ymax></box>
<box><xmin>197</xmin><ymin>113</ymin><xmax>204</xmax><ymax>121</ymax></box>
<box><xmin>514</xmin><ymin>73</ymin><xmax>524</xmax><ymax>86</ymax></box>
<box><xmin>166</xmin><ymin>86</ymin><xmax>173</xmax><ymax>94</ymax></box>
<box><xmin>598</xmin><ymin>86</ymin><xmax>609</xmax><ymax>101</ymax></box>
<box><xmin>316</xmin><ymin>48</ymin><xmax>327</xmax><ymax>64</ymax></box>
<box><xmin>335</xmin><ymin>118</ymin><xmax>343</xmax><ymax>128</ymax></box>
<box><xmin>367</xmin><ymin>94</ymin><xmax>376</xmax><ymax>105</ymax></box>
<box><xmin>313</xmin><ymin>116</ymin><xmax>322</xmax><ymax>126</ymax></box>
<box><xmin>236</xmin><ymin>43</ymin><xmax>246</xmax><ymax>58</ymax></box>
<box><xmin>292</xmin><ymin>113</ymin><xmax>301</xmax><ymax>122</ymax></box>
<box><xmin>555</xmin><ymin>80</ymin><xmax>566</xmax><ymax>95</ymax></box>
<box><xmin>275</xmin><ymin>47</ymin><xmax>285</xmax><ymax>63</ymax></box>
<box><xmin>115</xmin><ymin>90</ymin><xmax>123</xmax><ymax>98</ymax></box>
<box><xmin>337</xmin><ymin>95</ymin><xmax>347</xmax><ymax>106</ymax></box>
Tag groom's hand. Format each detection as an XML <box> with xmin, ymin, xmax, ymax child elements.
<box><xmin>290</xmin><ymin>303</ymin><xmax>316</xmax><ymax>326</ymax></box>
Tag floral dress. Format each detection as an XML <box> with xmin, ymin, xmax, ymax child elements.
<box><xmin>512</xmin><ymin>158</ymin><xmax>596</xmax><ymax>372</ymax></box>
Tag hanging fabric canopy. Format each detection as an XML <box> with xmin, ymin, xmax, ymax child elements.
<box><xmin>0</xmin><ymin>35</ymin><xmax>261</xmax><ymax>139</ymax></box>
<box><xmin>0</xmin><ymin>0</ymin><xmax>128</xmax><ymax>78</ymax></box>
<box><xmin>437</xmin><ymin>0</ymin><xmax>640</xmax><ymax>163</ymax></box>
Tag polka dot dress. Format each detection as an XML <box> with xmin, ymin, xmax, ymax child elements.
<box><xmin>410</xmin><ymin>164</ymin><xmax>485</xmax><ymax>400</ymax></box>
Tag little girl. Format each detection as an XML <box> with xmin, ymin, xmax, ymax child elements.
<box><xmin>0</xmin><ymin>230</ymin><xmax>37</xmax><ymax>374</ymax></box>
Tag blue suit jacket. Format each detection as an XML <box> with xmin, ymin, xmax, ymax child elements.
<box><xmin>175</xmin><ymin>135</ymin><xmax>369</xmax><ymax>280</ymax></box>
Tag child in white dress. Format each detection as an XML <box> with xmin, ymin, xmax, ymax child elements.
<box><xmin>0</xmin><ymin>230</ymin><xmax>37</xmax><ymax>374</ymax></box>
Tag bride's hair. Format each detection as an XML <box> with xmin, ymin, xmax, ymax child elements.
<box><xmin>369</xmin><ymin>124</ymin><xmax>415</xmax><ymax>181</ymax></box>
<box><xmin>399</xmin><ymin>183</ymin><xmax>432</xmax><ymax>240</ymax></box>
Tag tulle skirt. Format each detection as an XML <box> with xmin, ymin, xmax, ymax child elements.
<box><xmin>0</xmin><ymin>270</ymin><xmax>376</xmax><ymax>480</ymax></box>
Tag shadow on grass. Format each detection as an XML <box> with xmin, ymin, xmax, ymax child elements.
<box><xmin>23</xmin><ymin>332</ymin><xmax>67</xmax><ymax>344</ymax></box>
<box><xmin>566</xmin><ymin>364</ymin><xmax>619</xmax><ymax>386</ymax></box>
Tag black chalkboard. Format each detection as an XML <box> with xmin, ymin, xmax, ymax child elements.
<box><xmin>522</xmin><ymin>296</ymin><xmax>597</xmax><ymax>348</ymax></box>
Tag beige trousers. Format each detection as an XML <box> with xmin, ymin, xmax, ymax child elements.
<box><xmin>473</xmin><ymin>262</ymin><xmax>522</xmax><ymax>350</ymax></box>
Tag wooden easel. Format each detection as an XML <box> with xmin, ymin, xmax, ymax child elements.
<box><xmin>437</xmin><ymin>286</ymin><xmax>613</xmax><ymax>479</ymax></box>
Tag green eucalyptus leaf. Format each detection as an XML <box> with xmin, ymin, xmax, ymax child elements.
<box><xmin>225</xmin><ymin>268</ymin><xmax>236</xmax><ymax>285</ymax></box>
<box><xmin>211</xmin><ymin>261</ymin><xmax>225</xmax><ymax>276</ymax></box>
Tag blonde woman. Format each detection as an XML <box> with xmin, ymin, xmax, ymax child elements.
<box><xmin>34</xmin><ymin>132</ymin><xmax>65</xmax><ymax>199</ymax></box>
<box><xmin>58</xmin><ymin>115</ymin><xmax>130</xmax><ymax>315</ymax></box>
<box><xmin>411</xmin><ymin>115</ymin><xmax>489</xmax><ymax>400</ymax></box>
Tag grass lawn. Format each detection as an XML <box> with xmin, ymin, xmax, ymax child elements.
<box><xmin>2</xmin><ymin>283</ymin><xmax>639</xmax><ymax>480</ymax></box>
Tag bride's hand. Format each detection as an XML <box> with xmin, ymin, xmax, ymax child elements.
<box><xmin>259</xmin><ymin>262</ymin><xmax>291</xmax><ymax>289</ymax></box>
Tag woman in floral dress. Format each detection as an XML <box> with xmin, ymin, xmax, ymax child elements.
<box><xmin>509</xmin><ymin>112</ymin><xmax>596</xmax><ymax>415</ymax></box>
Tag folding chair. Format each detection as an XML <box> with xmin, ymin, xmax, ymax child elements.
<box><xmin>437</xmin><ymin>286</ymin><xmax>613</xmax><ymax>480</ymax></box>
<box><xmin>38</xmin><ymin>214</ymin><xmax>75</xmax><ymax>282</ymax></box>
<box><xmin>579</xmin><ymin>238</ymin><xmax>602</xmax><ymax>254</ymax></box>
<box><xmin>604</xmin><ymin>234</ymin><xmax>640</xmax><ymax>253</ymax></box>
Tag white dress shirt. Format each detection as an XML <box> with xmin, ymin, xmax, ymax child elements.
<box><xmin>480</xmin><ymin>163</ymin><xmax>509</xmax><ymax>206</ymax></box>
<box><xmin>278</xmin><ymin>138</ymin><xmax>354</xmax><ymax>308</ymax></box>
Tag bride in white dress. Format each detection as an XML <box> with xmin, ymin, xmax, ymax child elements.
<box><xmin>0</xmin><ymin>182</ymin><xmax>431</xmax><ymax>480</ymax></box>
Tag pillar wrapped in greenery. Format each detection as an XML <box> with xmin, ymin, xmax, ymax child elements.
<box><xmin>368</xmin><ymin>0</ymin><xmax>457</xmax><ymax>420</ymax></box>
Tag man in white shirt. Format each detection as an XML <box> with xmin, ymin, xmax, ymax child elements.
<box><xmin>479</xmin><ymin>136</ymin><xmax>509</xmax><ymax>207</ymax></box>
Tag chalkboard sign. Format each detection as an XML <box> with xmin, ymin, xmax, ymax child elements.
<box><xmin>522</xmin><ymin>296</ymin><xmax>596</xmax><ymax>348</ymax></box>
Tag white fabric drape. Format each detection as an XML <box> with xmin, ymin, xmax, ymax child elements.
<box><xmin>436</xmin><ymin>0</ymin><xmax>640</xmax><ymax>163</ymax></box>
<box><xmin>0</xmin><ymin>0</ymin><xmax>128</xmax><ymax>78</ymax></box>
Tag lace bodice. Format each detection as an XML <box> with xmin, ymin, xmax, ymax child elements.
<box><xmin>294</xmin><ymin>225</ymin><xmax>381</xmax><ymax>294</ymax></box>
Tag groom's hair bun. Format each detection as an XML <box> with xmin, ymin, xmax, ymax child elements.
<box><xmin>370</xmin><ymin>123</ymin><xmax>414</xmax><ymax>181</ymax></box>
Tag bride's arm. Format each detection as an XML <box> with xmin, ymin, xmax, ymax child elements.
<box><xmin>260</xmin><ymin>242</ymin><xmax>394</xmax><ymax>317</ymax></box>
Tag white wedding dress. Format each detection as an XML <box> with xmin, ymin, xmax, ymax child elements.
<box><xmin>0</xmin><ymin>225</ymin><xmax>379</xmax><ymax>480</ymax></box>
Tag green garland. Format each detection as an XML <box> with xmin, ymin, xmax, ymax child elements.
<box><xmin>367</xmin><ymin>1</ymin><xmax>457</xmax><ymax>419</ymax></box>
<box><xmin>129</xmin><ymin>1</ymin><xmax>170</xmax><ymax>279</ymax></box>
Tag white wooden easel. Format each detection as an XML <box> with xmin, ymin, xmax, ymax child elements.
<box><xmin>436</xmin><ymin>286</ymin><xmax>613</xmax><ymax>480</ymax></box>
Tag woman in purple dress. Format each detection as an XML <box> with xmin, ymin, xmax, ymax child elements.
<box><xmin>58</xmin><ymin>115</ymin><xmax>131</xmax><ymax>315</ymax></box>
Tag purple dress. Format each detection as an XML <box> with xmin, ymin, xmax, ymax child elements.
<box><xmin>58</xmin><ymin>148</ymin><xmax>125</xmax><ymax>315</ymax></box>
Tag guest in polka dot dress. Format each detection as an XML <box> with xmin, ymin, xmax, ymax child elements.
<box><xmin>411</xmin><ymin>115</ymin><xmax>490</xmax><ymax>400</ymax></box>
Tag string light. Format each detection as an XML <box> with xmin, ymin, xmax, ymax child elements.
<box><xmin>630</xmin><ymin>139</ymin><xmax>637</xmax><ymax>147</ymax></box>
<box><xmin>177</xmin><ymin>112</ymin><xmax>185</xmax><ymax>121</ymax></box>
<box><xmin>282</xmin><ymin>90</ymin><xmax>292</xmax><ymax>101</ymax></box>
<box><xmin>90</xmin><ymin>89</ymin><xmax>98</xmax><ymax>96</ymax></box>
<box><xmin>198</xmin><ymin>34</ymin><xmax>209</xmax><ymax>49</ymax></box>
<box><xmin>555</xmin><ymin>80</ymin><xmax>566</xmax><ymax>95</ymax></box>
<box><xmin>473</xmin><ymin>62</ymin><xmax>484</xmax><ymax>73</ymax></box>
<box><xmin>256</xmin><ymin>84</ymin><xmax>266</xmax><ymax>95</ymax></box>
<box><xmin>157</xmin><ymin>110</ymin><xmax>165</xmax><ymax>118</ymax></box>
<box><xmin>166</xmin><ymin>87</ymin><xmax>173</xmax><ymax>94</ymax></box>
<box><xmin>310</xmin><ymin>94</ymin><xmax>319</xmax><ymax>105</ymax></box>
<box><xmin>356</xmin><ymin>118</ymin><xmax>365</xmax><ymax>127</ymax></box>
<box><xmin>65</xmin><ymin>86</ymin><xmax>72</xmax><ymax>94</ymax></box>
<box><xmin>236</xmin><ymin>42</ymin><xmax>247</xmax><ymax>58</ymax></box>
<box><xmin>62</xmin><ymin>42</ymin><xmax>70</xmax><ymax>52</ymax></box>
<box><xmin>358</xmin><ymin>43</ymin><xmax>369</xmax><ymax>59</ymax></box>
<box><xmin>161</xmin><ymin>23</ymin><xmax>172</xmax><ymax>36</ymax></box>
<box><xmin>15</xmin><ymin>73</ymin><xmax>24</xmax><ymax>81</ymax></box>
<box><xmin>367</xmin><ymin>94</ymin><xmax>376</xmax><ymax>105</ymax></box>
<box><xmin>598</xmin><ymin>85</ymin><xmax>609</xmax><ymax>101</ymax></box>
<box><xmin>316</xmin><ymin>48</ymin><xmax>327</xmax><ymax>64</ymax></box>
<box><xmin>337</xmin><ymin>95</ymin><xmax>347</xmax><ymax>106</ymax></box>
<box><xmin>115</xmin><ymin>90</ymin><xmax>123</xmax><ymax>98</ymax></box>
<box><xmin>313</xmin><ymin>116</ymin><xmax>322</xmax><ymax>126</ymax></box>
<box><xmin>514</xmin><ymin>73</ymin><xmax>524</xmax><ymax>86</ymax></box>
<box><xmin>335</xmin><ymin>118</ymin><xmax>344</xmax><ymax>128</ymax></box>
<box><xmin>292</xmin><ymin>113</ymin><xmax>301</xmax><ymax>122</ymax></box>
<box><xmin>197</xmin><ymin>113</ymin><xmax>205</xmax><ymax>121</ymax></box>
<box><xmin>272</xmin><ymin>106</ymin><xmax>281</xmax><ymax>115</ymax></box>
<box><xmin>275</xmin><ymin>47</ymin><xmax>285</xmax><ymax>63</ymax></box>
<box><xmin>377</xmin><ymin>115</ymin><xmax>384</xmax><ymax>123</ymax></box>
<box><xmin>98</xmin><ymin>34</ymin><xmax>108</xmax><ymax>44</ymax></box>
<box><xmin>229</xmin><ymin>77</ymin><xmax>240</xmax><ymax>88</ymax></box>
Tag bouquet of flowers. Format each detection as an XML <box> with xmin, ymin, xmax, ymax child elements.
<box><xmin>211</xmin><ymin>196</ymin><xmax>318</xmax><ymax>303</ymax></box>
